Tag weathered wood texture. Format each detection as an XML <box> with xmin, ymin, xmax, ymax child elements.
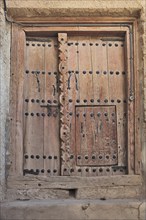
<box><xmin>23</xmin><ymin>38</ymin><xmax>60</xmax><ymax>176</ymax></box>
<box><xmin>63</xmin><ymin>36</ymin><xmax>128</xmax><ymax>176</ymax></box>
<box><xmin>10</xmin><ymin>25</ymin><xmax>138</xmax><ymax>179</ymax></box>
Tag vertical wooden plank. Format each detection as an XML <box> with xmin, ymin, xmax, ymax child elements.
<box><xmin>15</xmin><ymin>27</ymin><xmax>26</xmax><ymax>176</ymax></box>
<box><xmin>10</xmin><ymin>24</ymin><xmax>23</xmax><ymax>175</ymax></box>
<box><xmin>23</xmin><ymin>40</ymin><xmax>45</xmax><ymax>174</ymax></box>
<box><xmin>67</xmin><ymin>37</ymin><xmax>79</xmax><ymax>176</ymax></box>
<box><xmin>107</xmin><ymin>40</ymin><xmax>127</xmax><ymax>167</ymax></box>
<box><xmin>44</xmin><ymin>38</ymin><xmax>60</xmax><ymax>176</ymax></box>
<box><xmin>58</xmin><ymin>33</ymin><xmax>70</xmax><ymax>176</ymax></box>
<box><xmin>125</xmin><ymin>30</ymin><xmax>135</xmax><ymax>174</ymax></box>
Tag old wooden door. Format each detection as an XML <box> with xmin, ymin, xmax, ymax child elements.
<box><xmin>23</xmin><ymin>33</ymin><xmax>127</xmax><ymax>177</ymax></box>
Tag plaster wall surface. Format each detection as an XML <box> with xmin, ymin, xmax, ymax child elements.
<box><xmin>0</xmin><ymin>2</ymin><xmax>10</xmax><ymax>201</ymax></box>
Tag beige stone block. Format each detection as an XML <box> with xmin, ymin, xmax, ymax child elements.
<box><xmin>139</xmin><ymin>202</ymin><xmax>146</xmax><ymax>220</ymax></box>
<box><xmin>76</xmin><ymin>186</ymin><xmax>142</xmax><ymax>199</ymax></box>
<box><xmin>0</xmin><ymin>199</ymin><xmax>141</xmax><ymax>220</ymax></box>
<box><xmin>6</xmin><ymin>0</ymin><xmax>143</xmax><ymax>18</ymax></box>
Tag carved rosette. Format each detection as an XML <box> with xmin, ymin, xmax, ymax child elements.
<box><xmin>58</xmin><ymin>33</ymin><xmax>70</xmax><ymax>175</ymax></box>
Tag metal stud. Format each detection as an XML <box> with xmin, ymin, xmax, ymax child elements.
<box><xmin>104</xmin><ymin>99</ymin><xmax>108</xmax><ymax>103</ymax></box>
<box><xmin>111</xmin><ymin>99</ymin><xmax>114</xmax><ymax>103</ymax></box>
<box><xmin>25</xmin><ymin>99</ymin><xmax>29</xmax><ymax>102</ymax></box>
<box><xmin>109</xmin><ymin>43</ymin><xmax>112</xmax><ymax>47</ymax></box>
<box><xmin>41</xmin><ymin>99</ymin><xmax>45</xmax><ymax>103</ymax></box>
<box><xmin>24</xmin><ymin>155</ymin><xmax>29</xmax><ymax>159</ymax></box>
<box><xmin>37</xmin><ymin>44</ymin><xmax>40</xmax><ymax>46</ymax></box>
<box><xmin>36</xmin><ymin>113</ymin><xmax>40</xmax><ymax>116</ymax></box>
<box><xmin>70</xmin><ymin>155</ymin><xmax>74</xmax><ymax>159</ymax></box>
<box><xmin>110</xmin><ymin>71</ymin><xmax>114</xmax><ymax>75</ymax></box>
<box><xmin>82</xmin><ymin>43</ymin><xmax>86</xmax><ymax>46</ymax></box>
<box><xmin>99</xmin><ymin>155</ymin><xmax>103</xmax><ymax>160</ymax></box>
<box><xmin>97</xmin><ymin>112</ymin><xmax>101</xmax><ymax>117</ymax></box>
<box><xmin>106</xmin><ymin>168</ymin><xmax>110</xmax><ymax>172</ymax></box>
<box><xmin>83</xmin><ymin>113</ymin><xmax>86</xmax><ymax>117</ymax></box>
<box><xmin>25</xmin><ymin>112</ymin><xmax>29</xmax><ymax>116</ymax></box>
<box><xmin>70</xmin><ymin>168</ymin><xmax>74</xmax><ymax>173</ymax></box>
<box><xmin>41</xmin><ymin>113</ymin><xmax>45</xmax><ymax>117</ymax></box>
<box><xmin>92</xmin><ymin>155</ymin><xmax>96</xmax><ymax>160</ymax></box>
<box><xmin>75</xmin><ymin>71</ymin><xmax>79</xmax><ymax>74</ymax></box>
<box><xmin>89</xmin><ymin>71</ymin><xmax>92</xmax><ymax>74</ymax></box>
<box><xmin>83</xmin><ymin>71</ymin><xmax>86</xmax><ymax>74</ymax></box>
<box><xmin>90</xmin><ymin>99</ymin><xmax>94</xmax><ymax>103</ymax></box>
<box><xmin>31</xmin><ymin>113</ymin><xmax>34</xmax><ymax>116</ymax></box>
<box><xmin>75</xmin><ymin>43</ymin><xmax>79</xmax><ymax>46</ymax></box>
<box><xmin>54</xmin><ymin>156</ymin><xmax>58</xmax><ymax>159</ymax></box>
<box><xmin>102</xmin><ymin>43</ymin><xmax>106</xmax><ymax>46</ymax></box>
<box><xmin>122</xmin><ymin>71</ymin><xmax>126</xmax><ymax>75</ymax></box>
<box><xmin>47</xmin><ymin>169</ymin><xmax>51</xmax><ymax>173</ymax></box>
<box><xmin>41</xmin><ymin>169</ymin><xmax>45</xmax><ymax>173</ymax></box>
<box><xmin>26</xmin><ymin>43</ymin><xmax>29</xmax><ymax>46</ymax></box>
<box><xmin>76</xmin><ymin>99</ymin><xmax>80</xmax><ymax>103</ymax></box>
<box><xmin>31</xmin><ymin>99</ymin><xmax>35</xmax><ymax>103</ymax></box>
<box><xmin>42</xmin><ymin>71</ymin><xmax>45</xmax><ymax>74</ymax></box>
<box><xmin>32</xmin><ymin>44</ymin><xmax>35</xmax><ymax>46</ymax></box>
<box><xmin>86</xmin><ymin>168</ymin><xmax>89</xmax><ymax>172</ymax></box>
<box><xmin>97</xmin><ymin>99</ymin><xmax>100</xmax><ymax>103</ymax></box>
<box><xmin>53</xmin><ymin>169</ymin><xmax>57</xmax><ymax>173</ymax></box>
<box><xmin>36</xmin><ymin>155</ymin><xmax>40</xmax><ymax>159</ymax></box>
<box><xmin>95</xmin><ymin>43</ymin><xmax>99</xmax><ymax>46</ymax></box>
<box><xmin>99</xmin><ymin>168</ymin><xmax>103</xmax><ymax>172</ymax></box>
<box><xmin>90</xmin><ymin>43</ymin><xmax>93</xmax><ymax>46</ymax></box>
<box><xmin>69</xmin><ymin>99</ymin><xmax>72</xmax><ymax>103</ymax></box>
<box><xmin>96</xmin><ymin>71</ymin><xmax>100</xmax><ymax>74</ymax></box>
<box><xmin>83</xmin><ymin>99</ymin><xmax>87</xmax><ymax>103</ymax></box>
<box><xmin>116</xmin><ymin>71</ymin><xmax>120</xmax><ymax>75</ymax></box>
<box><xmin>48</xmin><ymin>72</ymin><xmax>51</xmax><ymax>75</ymax></box>
<box><xmin>78</xmin><ymin>155</ymin><xmax>81</xmax><ymax>160</ymax></box>
<box><xmin>103</xmin><ymin>71</ymin><xmax>107</xmax><ymax>75</ymax></box>
<box><xmin>78</xmin><ymin>168</ymin><xmax>81</xmax><ymax>172</ymax></box>
<box><xmin>43</xmin><ymin>156</ymin><xmax>46</xmax><ymax>159</ymax></box>
<box><xmin>47</xmin><ymin>100</ymin><xmax>52</xmax><ymax>103</ymax></box>
<box><xmin>48</xmin><ymin>156</ymin><xmax>52</xmax><ymax>159</ymax></box>
<box><xmin>76</xmin><ymin>113</ymin><xmax>79</xmax><ymax>117</ymax></box>
<box><xmin>93</xmin><ymin>168</ymin><xmax>96</xmax><ymax>172</ymax></box>
<box><xmin>36</xmin><ymin>99</ymin><xmax>40</xmax><ymax>103</ymax></box>
<box><xmin>104</xmin><ymin>112</ymin><xmax>108</xmax><ymax>117</ymax></box>
<box><xmin>90</xmin><ymin>113</ymin><xmax>94</xmax><ymax>117</ymax></box>
<box><xmin>69</xmin><ymin>112</ymin><xmax>73</xmax><ymax>116</ymax></box>
<box><xmin>117</xmin><ymin>99</ymin><xmax>121</xmax><ymax>103</ymax></box>
<box><xmin>85</xmin><ymin>155</ymin><xmax>88</xmax><ymax>159</ymax></box>
<box><xmin>25</xmin><ymin>70</ymin><xmax>29</xmax><ymax>74</ymax></box>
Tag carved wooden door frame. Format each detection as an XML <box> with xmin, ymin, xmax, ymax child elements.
<box><xmin>9</xmin><ymin>20</ymin><xmax>141</xmax><ymax>184</ymax></box>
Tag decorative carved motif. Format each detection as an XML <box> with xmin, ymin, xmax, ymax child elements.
<box><xmin>58</xmin><ymin>33</ymin><xmax>70</xmax><ymax>175</ymax></box>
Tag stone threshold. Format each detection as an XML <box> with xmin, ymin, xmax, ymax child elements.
<box><xmin>0</xmin><ymin>199</ymin><xmax>145</xmax><ymax>220</ymax></box>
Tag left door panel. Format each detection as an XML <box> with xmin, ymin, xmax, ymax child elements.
<box><xmin>23</xmin><ymin>38</ymin><xmax>60</xmax><ymax>176</ymax></box>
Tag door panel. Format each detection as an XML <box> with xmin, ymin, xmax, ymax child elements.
<box><xmin>23</xmin><ymin>34</ymin><xmax>127</xmax><ymax>177</ymax></box>
<box><xmin>75</xmin><ymin>106</ymin><xmax>117</xmax><ymax>166</ymax></box>
<box><xmin>61</xmin><ymin>35</ymin><xmax>127</xmax><ymax>176</ymax></box>
<box><xmin>23</xmin><ymin>38</ymin><xmax>60</xmax><ymax>176</ymax></box>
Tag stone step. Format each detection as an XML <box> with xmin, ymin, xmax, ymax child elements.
<box><xmin>0</xmin><ymin>199</ymin><xmax>145</xmax><ymax>220</ymax></box>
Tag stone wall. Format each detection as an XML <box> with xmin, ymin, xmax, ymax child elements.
<box><xmin>0</xmin><ymin>1</ymin><xmax>10</xmax><ymax>201</ymax></box>
<box><xmin>0</xmin><ymin>0</ymin><xmax>146</xmax><ymax>201</ymax></box>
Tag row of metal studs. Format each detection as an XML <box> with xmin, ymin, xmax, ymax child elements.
<box><xmin>25</xmin><ymin>70</ymin><xmax>126</xmax><ymax>75</ymax></box>
<box><xmin>26</xmin><ymin>43</ymin><xmax>57</xmax><ymax>47</ymax></box>
<box><xmin>24</xmin><ymin>169</ymin><xmax>57</xmax><ymax>174</ymax></box>
<box><xmin>24</xmin><ymin>112</ymin><xmax>58</xmax><ymax>117</ymax></box>
<box><xmin>26</xmin><ymin>43</ymin><xmax>124</xmax><ymax>47</ymax></box>
<box><xmin>24</xmin><ymin>155</ymin><xmax>58</xmax><ymax>159</ymax></box>
<box><xmin>67</xmin><ymin>43</ymin><xmax>124</xmax><ymax>47</ymax></box>
<box><xmin>24</xmin><ymin>99</ymin><xmax>127</xmax><ymax>103</ymax></box>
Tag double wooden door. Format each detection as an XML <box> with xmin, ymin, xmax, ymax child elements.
<box><xmin>23</xmin><ymin>33</ymin><xmax>127</xmax><ymax>177</ymax></box>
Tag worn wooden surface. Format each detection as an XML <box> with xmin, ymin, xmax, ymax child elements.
<box><xmin>7</xmin><ymin>175</ymin><xmax>142</xmax><ymax>189</ymax></box>
<box><xmin>10</xmin><ymin>24</ymin><xmax>139</xmax><ymax>179</ymax></box>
